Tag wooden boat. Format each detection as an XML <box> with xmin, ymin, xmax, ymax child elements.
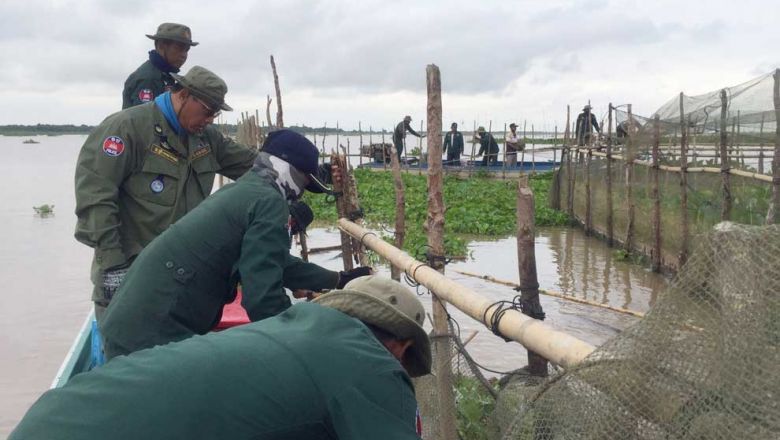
<box><xmin>22</xmin><ymin>139</ymin><xmax>40</xmax><ymax>144</ymax></box>
<box><xmin>53</xmin><ymin>294</ymin><xmax>251</xmax><ymax>387</ymax></box>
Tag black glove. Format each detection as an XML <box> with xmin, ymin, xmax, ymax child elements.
<box><xmin>336</xmin><ymin>266</ymin><xmax>372</xmax><ymax>289</ymax></box>
<box><xmin>288</xmin><ymin>201</ymin><xmax>314</xmax><ymax>235</ymax></box>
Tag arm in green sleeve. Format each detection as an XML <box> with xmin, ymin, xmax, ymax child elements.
<box><xmin>238</xmin><ymin>200</ymin><xmax>293</xmax><ymax>321</ymax></box>
<box><xmin>74</xmin><ymin>122</ymin><xmax>134</xmax><ymax>270</ymax></box>
<box><xmin>282</xmin><ymin>255</ymin><xmax>339</xmax><ymax>291</ymax></box>
<box><xmin>328</xmin><ymin>370</ymin><xmax>420</xmax><ymax>439</ymax></box>
<box><xmin>211</xmin><ymin>129</ymin><xmax>258</xmax><ymax>180</ymax></box>
<box><xmin>123</xmin><ymin>77</ymin><xmax>157</xmax><ymax>109</ymax></box>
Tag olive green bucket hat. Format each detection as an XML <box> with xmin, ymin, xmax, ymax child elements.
<box><xmin>170</xmin><ymin>66</ymin><xmax>233</xmax><ymax>111</ymax></box>
<box><xmin>314</xmin><ymin>275</ymin><xmax>432</xmax><ymax>377</ymax></box>
<box><xmin>146</xmin><ymin>22</ymin><xmax>199</xmax><ymax>46</ymax></box>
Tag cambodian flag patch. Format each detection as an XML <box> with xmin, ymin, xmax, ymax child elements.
<box><xmin>138</xmin><ymin>88</ymin><xmax>154</xmax><ymax>102</ymax></box>
<box><xmin>102</xmin><ymin>136</ymin><xmax>125</xmax><ymax>157</ymax></box>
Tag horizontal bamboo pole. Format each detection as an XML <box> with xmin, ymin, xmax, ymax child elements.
<box><xmin>453</xmin><ymin>269</ymin><xmax>645</xmax><ymax>318</ymax></box>
<box><xmin>338</xmin><ymin>219</ymin><xmax>596</xmax><ymax>369</ymax></box>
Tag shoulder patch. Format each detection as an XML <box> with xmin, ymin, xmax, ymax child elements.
<box><xmin>102</xmin><ymin>136</ymin><xmax>125</xmax><ymax>157</ymax></box>
<box><xmin>138</xmin><ymin>89</ymin><xmax>154</xmax><ymax>102</ymax></box>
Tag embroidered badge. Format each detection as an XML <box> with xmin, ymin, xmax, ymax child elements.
<box><xmin>102</xmin><ymin>136</ymin><xmax>125</xmax><ymax>157</ymax></box>
<box><xmin>151</xmin><ymin>145</ymin><xmax>179</xmax><ymax>164</ymax></box>
<box><xmin>150</xmin><ymin>175</ymin><xmax>165</xmax><ymax>193</ymax></box>
<box><xmin>138</xmin><ymin>89</ymin><xmax>154</xmax><ymax>102</ymax></box>
<box><xmin>191</xmin><ymin>145</ymin><xmax>211</xmax><ymax>161</ymax></box>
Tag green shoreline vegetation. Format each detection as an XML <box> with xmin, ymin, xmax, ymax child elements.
<box><xmin>303</xmin><ymin>169</ymin><xmax>571</xmax><ymax>259</ymax></box>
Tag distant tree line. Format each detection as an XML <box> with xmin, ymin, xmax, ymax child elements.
<box><xmin>0</xmin><ymin>124</ymin><xmax>94</xmax><ymax>136</ymax></box>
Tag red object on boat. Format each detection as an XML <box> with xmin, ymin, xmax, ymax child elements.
<box><xmin>214</xmin><ymin>290</ymin><xmax>250</xmax><ymax>330</ymax></box>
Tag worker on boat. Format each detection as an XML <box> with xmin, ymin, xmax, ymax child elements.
<box><xmin>122</xmin><ymin>23</ymin><xmax>197</xmax><ymax>109</ymax></box>
<box><xmin>443</xmin><ymin>122</ymin><xmax>464</xmax><ymax>165</ymax></box>
<box><xmin>392</xmin><ymin>115</ymin><xmax>424</xmax><ymax>162</ymax></box>
<box><xmin>505</xmin><ymin>123</ymin><xmax>525</xmax><ymax>168</ymax></box>
<box><xmin>575</xmin><ymin>104</ymin><xmax>601</xmax><ymax>146</ymax></box>
<box><xmin>475</xmin><ymin>126</ymin><xmax>500</xmax><ymax>166</ymax></box>
<box><xmin>99</xmin><ymin>129</ymin><xmax>371</xmax><ymax>360</ymax></box>
<box><xmin>10</xmin><ymin>276</ymin><xmax>429</xmax><ymax>440</ymax></box>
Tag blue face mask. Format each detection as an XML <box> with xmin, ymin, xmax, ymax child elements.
<box><xmin>148</xmin><ymin>50</ymin><xmax>180</xmax><ymax>74</ymax></box>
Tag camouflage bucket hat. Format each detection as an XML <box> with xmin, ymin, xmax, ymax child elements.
<box><xmin>146</xmin><ymin>22</ymin><xmax>199</xmax><ymax>46</ymax></box>
<box><xmin>314</xmin><ymin>275</ymin><xmax>432</xmax><ymax>377</ymax></box>
<box><xmin>171</xmin><ymin>66</ymin><xmax>233</xmax><ymax>111</ymax></box>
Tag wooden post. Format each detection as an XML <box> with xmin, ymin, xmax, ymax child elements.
<box><xmin>332</xmin><ymin>153</ymin><xmax>354</xmax><ymax>271</ymax></box>
<box><xmin>426</xmin><ymin>64</ymin><xmax>456</xmax><ymax>440</ymax></box>
<box><xmin>487</xmin><ymin>120</ymin><xmax>493</xmax><ymax>166</ymax></box>
<box><xmin>759</xmin><ymin>114</ymin><xmax>765</xmax><ymax>174</ymax></box>
<box><xmin>469</xmin><ymin>120</ymin><xmax>477</xmax><ymax>176</ymax></box>
<box><xmin>322</xmin><ymin>122</ymin><xmax>327</xmax><ymax>156</ymax></box>
<box><xmin>270</xmin><ymin>55</ymin><xmax>283</xmax><ymax>128</ymax></box>
<box><xmin>552</xmin><ymin>124</ymin><xmax>562</xmax><ymax>210</ymax></box>
<box><xmin>767</xmin><ymin>69</ymin><xmax>780</xmax><ymax>224</ymax></box>
<box><xmin>502</xmin><ymin>122</ymin><xmax>507</xmax><ymax>178</ymax></box>
<box><xmin>336</xmin><ymin>121</ymin><xmax>340</xmax><ymax>154</ymax></box>
<box><xmin>517</xmin><ymin>175</ymin><xmax>548</xmax><ymax>376</ymax></box>
<box><xmin>359</xmin><ymin>121</ymin><xmax>364</xmax><ymax>167</ymax></box>
<box><xmin>651</xmin><ymin>114</ymin><xmax>662</xmax><ymax>272</ymax></box>
<box><xmin>584</xmin><ymin>135</ymin><xmax>592</xmax><ymax>235</ymax></box>
<box><xmin>625</xmin><ymin>104</ymin><xmax>636</xmax><ymax>253</ymax></box>
<box><xmin>265</xmin><ymin>95</ymin><xmax>274</xmax><ymax>129</ymax></box>
<box><xmin>381</xmin><ymin>129</ymin><xmax>387</xmax><ymax>170</ymax></box>
<box><xmin>388</xmin><ymin>142</ymin><xmax>405</xmax><ymax>281</ymax></box>
<box><xmin>606</xmin><ymin>103</ymin><xmax>614</xmax><ymax>246</ymax></box>
<box><xmin>531</xmin><ymin>124</ymin><xmax>536</xmax><ymax>174</ymax></box>
<box><xmin>679</xmin><ymin>98</ymin><xmax>690</xmax><ymax>268</ymax></box>
<box><xmin>720</xmin><ymin>89</ymin><xmax>732</xmax><ymax>221</ymax></box>
<box><xmin>565</xmin><ymin>105</ymin><xmax>574</xmax><ymax>214</ymax></box>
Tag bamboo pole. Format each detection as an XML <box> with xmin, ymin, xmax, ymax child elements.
<box><xmin>720</xmin><ymin>89</ymin><xmax>732</xmax><ymax>221</ymax></box>
<box><xmin>767</xmin><ymin>69</ymin><xmax>780</xmax><ymax>224</ymax></box>
<box><xmin>679</xmin><ymin>95</ymin><xmax>690</xmax><ymax>268</ymax></box>
<box><xmin>625</xmin><ymin>104</ymin><xmax>636</xmax><ymax>253</ymax></box>
<box><xmin>453</xmin><ymin>269</ymin><xmax>645</xmax><ymax>318</ymax></box>
<box><xmin>531</xmin><ymin>124</ymin><xmax>536</xmax><ymax>174</ymax></box>
<box><xmin>270</xmin><ymin>55</ymin><xmax>283</xmax><ymax>128</ymax></box>
<box><xmin>502</xmin><ymin>122</ymin><xmax>507</xmax><ymax>179</ymax></box>
<box><xmin>469</xmin><ymin>120</ymin><xmax>477</xmax><ymax>177</ymax></box>
<box><xmin>759</xmin><ymin>114</ymin><xmax>765</xmax><ymax>174</ymax></box>
<box><xmin>651</xmin><ymin>114</ymin><xmax>662</xmax><ymax>272</ymax></box>
<box><xmin>388</xmin><ymin>142</ymin><xmax>405</xmax><ymax>281</ymax></box>
<box><xmin>566</xmin><ymin>105</ymin><xmax>574</xmax><ymax>214</ymax></box>
<box><xmin>342</xmin><ymin>154</ymin><xmax>369</xmax><ymax>267</ymax></box>
<box><xmin>381</xmin><ymin>129</ymin><xmax>387</xmax><ymax>170</ymax></box>
<box><xmin>332</xmin><ymin>153</ymin><xmax>354</xmax><ymax>271</ymax></box>
<box><xmin>606</xmin><ymin>103</ymin><xmax>614</xmax><ymax>246</ymax></box>
<box><xmin>516</xmin><ymin>175</ymin><xmax>548</xmax><ymax>376</ymax></box>
<box><xmin>425</xmin><ymin>64</ymin><xmax>456</xmax><ymax>440</ymax></box>
<box><xmin>265</xmin><ymin>95</ymin><xmax>273</xmax><ymax>129</ymax></box>
<box><xmin>307</xmin><ymin>244</ymin><xmax>342</xmax><ymax>254</ymax></box>
<box><xmin>338</xmin><ymin>219</ymin><xmax>596</xmax><ymax>367</ymax></box>
<box><xmin>359</xmin><ymin>121</ymin><xmax>364</xmax><ymax>167</ymax></box>
<box><xmin>552</xmin><ymin>124</ymin><xmax>562</xmax><ymax>210</ymax></box>
<box><xmin>585</xmin><ymin>141</ymin><xmax>592</xmax><ymax>235</ymax></box>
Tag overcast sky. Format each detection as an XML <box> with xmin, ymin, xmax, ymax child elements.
<box><xmin>0</xmin><ymin>0</ymin><xmax>777</xmax><ymax>132</ymax></box>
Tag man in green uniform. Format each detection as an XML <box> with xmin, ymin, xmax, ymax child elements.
<box><xmin>100</xmin><ymin>129</ymin><xmax>371</xmax><ymax>360</ymax></box>
<box><xmin>392</xmin><ymin>115</ymin><xmax>424</xmax><ymax>162</ymax></box>
<box><xmin>476</xmin><ymin>126</ymin><xmax>500</xmax><ymax>166</ymax></box>
<box><xmin>122</xmin><ymin>23</ymin><xmax>197</xmax><ymax>109</ymax></box>
<box><xmin>10</xmin><ymin>276</ymin><xmax>429</xmax><ymax>439</ymax></box>
<box><xmin>76</xmin><ymin>66</ymin><xmax>258</xmax><ymax>321</ymax></box>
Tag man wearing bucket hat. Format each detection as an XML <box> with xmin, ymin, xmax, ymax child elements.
<box><xmin>11</xmin><ymin>276</ymin><xmax>429</xmax><ymax>439</ymax></box>
<box><xmin>99</xmin><ymin>129</ymin><xmax>371</xmax><ymax>360</ymax></box>
<box><xmin>475</xmin><ymin>126</ymin><xmax>500</xmax><ymax>166</ymax></box>
<box><xmin>392</xmin><ymin>115</ymin><xmax>425</xmax><ymax>162</ymax></box>
<box><xmin>575</xmin><ymin>104</ymin><xmax>601</xmax><ymax>146</ymax></box>
<box><xmin>76</xmin><ymin>65</ymin><xmax>259</xmax><ymax>322</ymax></box>
<box><xmin>122</xmin><ymin>23</ymin><xmax>198</xmax><ymax>109</ymax></box>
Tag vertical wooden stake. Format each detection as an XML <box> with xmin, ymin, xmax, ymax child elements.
<box><xmin>322</xmin><ymin>122</ymin><xmax>327</xmax><ymax>156</ymax></box>
<box><xmin>336</xmin><ymin>121</ymin><xmax>340</xmax><ymax>153</ymax></box>
<box><xmin>502</xmin><ymin>122</ymin><xmax>508</xmax><ymax>179</ymax></box>
<box><xmin>381</xmin><ymin>129</ymin><xmax>387</xmax><ymax>170</ymax></box>
<box><xmin>388</xmin><ymin>142</ymin><xmax>405</xmax><ymax>281</ymax></box>
<box><xmin>517</xmin><ymin>175</ymin><xmax>548</xmax><ymax>376</ymax></box>
<box><xmin>606</xmin><ymin>103</ymin><xmax>614</xmax><ymax>246</ymax></box>
<box><xmin>585</xmin><ymin>138</ymin><xmax>592</xmax><ymax>235</ymax></box>
<box><xmin>565</xmin><ymin>105</ymin><xmax>574</xmax><ymax>215</ymax></box>
<box><xmin>651</xmin><ymin>114</ymin><xmax>662</xmax><ymax>272</ymax></box>
<box><xmin>625</xmin><ymin>104</ymin><xmax>636</xmax><ymax>253</ymax></box>
<box><xmin>359</xmin><ymin>121</ymin><xmax>364</xmax><ymax>167</ymax></box>
<box><xmin>531</xmin><ymin>124</ymin><xmax>536</xmax><ymax>174</ymax></box>
<box><xmin>766</xmin><ymin>69</ymin><xmax>780</xmax><ymax>224</ymax></box>
<box><xmin>266</xmin><ymin>95</ymin><xmax>274</xmax><ymax>129</ymax></box>
<box><xmin>679</xmin><ymin>97</ymin><xmax>690</xmax><ymax>267</ymax></box>
<box><xmin>270</xmin><ymin>55</ymin><xmax>284</xmax><ymax>128</ymax></box>
<box><xmin>469</xmin><ymin>120</ymin><xmax>477</xmax><ymax>177</ymax></box>
<box><xmin>425</xmin><ymin>64</ymin><xmax>456</xmax><ymax>440</ymax></box>
<box><xmin>332</xmin><ymin>153</ymin><xmax>354</xmax><ymax>271</ymax></box>
<box><xmin>720</xmin><ymin>89</ymin><xmax>732</xmax><ymax>221</ymax></box>
<box><xmin>759</xmin><ymin>114</ymin><xmax>765</xmax><ymax>174</ymax></box>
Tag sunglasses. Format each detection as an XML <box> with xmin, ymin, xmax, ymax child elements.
<box><xmin>193</xmin><ymin>96</ymin><xmax>221</xmax><ymax>119</ymax></box>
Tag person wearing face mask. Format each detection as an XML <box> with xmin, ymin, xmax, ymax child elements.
<box><xmin>122</xmin><ymin>23</ymin><xmax>197</xmax><ymax>109</ymax></box>
<box><xmin>75</xmin><ymin>66</ymin><xmax>258</xmax><ymax>322</ymax></box>
<box><xmin>99</xmin><ymin>129</ymin><xmax>372</xmax><ymax>360</ymax></box>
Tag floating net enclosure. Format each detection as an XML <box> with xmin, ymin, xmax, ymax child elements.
<box><xmin>494</xmin><ymin>223</ymin><xmax>780</xmax><ymax>439</ymax></box>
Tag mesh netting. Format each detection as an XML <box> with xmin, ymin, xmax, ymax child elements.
<box><xmin>495</xmin><ymin>223</ymin><xmax>780</xmax><ymax>439</ymax></box>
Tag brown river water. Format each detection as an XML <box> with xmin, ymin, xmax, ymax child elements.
<box><xmin>0</xmin><ymin>134</ymin><xmax>667</xmax><ymax>436</ymax></box>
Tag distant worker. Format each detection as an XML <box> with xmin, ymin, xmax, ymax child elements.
<box><xmin>122</xmin><ymin>23</ymin><xmax>198</xmax><ymax>109</ymax></box>
<box><xmin>76</xmin><ymin>66</ymin><xmax>258</xmax><ymax>322</ymax></box>
<box><xmin>100</xmin><ymin>130</ymin><xmax>371</xmax><ymax>360</ymax></box>
<box><xmin>575</xmin><ymin>105</ymin><xmax>601</xmax><ymax>146</ymax></box>
<box><xmin>392</xmin><ymin>115</ymin><xmax>424</xmax><ymax>162</ymax></box>
<box><xmin>443</xmin><ymin>122</ymin><xmax>464</xmax><ymax>165</ymax></box>
<box><xmin>10</xmin><ymin>276</ymin><xmax>430</xmax><ymax>440</ymax></box>
<box><xmin>476</xmin><ymin>126</ymin><xmax>500</xmax><ymax>166</ymax></box>
<box><xmin>505</xmin><ymin>123</ymin><xmax>525</xmax><ymax>168</ymax></box>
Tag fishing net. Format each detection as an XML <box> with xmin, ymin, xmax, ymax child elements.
<box><xmin>494</xmin><ymin>222</ymin><xmax>780</xmax><ymax>439</ymax></box>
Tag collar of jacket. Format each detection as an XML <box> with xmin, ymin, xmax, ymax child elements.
<box><xmin>154</xmin><ymin>92</ymin><xmax>185</xmax><ymax>136</ymax></box>
<box><xmin>148</xmin><ymin>50</ymin><xmax>180</xmax><ymax>74</ymax></box>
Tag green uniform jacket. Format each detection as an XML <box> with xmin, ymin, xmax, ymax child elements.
<box><xmin>11</xmin><ymin>303</ymin><xmax>421</xmax><ymax>440</ymax></box>
<box><xmin>443</xmin><ymin>131</ymin><xmax>464</xmax><ymax>156</ymax></box>
<box><xmin>74</xmin><ymin>101</ymin><xmax>257</xmax><ymax>304</ymax></box>
<box><xmin>122</xmin><ymin>59</ymin><xmax>175</xmax><ymax>109</ymax></box>
<box><xmin>477</xmin><ymin>133</ymin><xmax>500</xmax><ymax>157</ymax></box>
<box><xmin>100</xmin><ymin>170</ymin><xmax>339</xmax><ymax>358</ymax></box>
